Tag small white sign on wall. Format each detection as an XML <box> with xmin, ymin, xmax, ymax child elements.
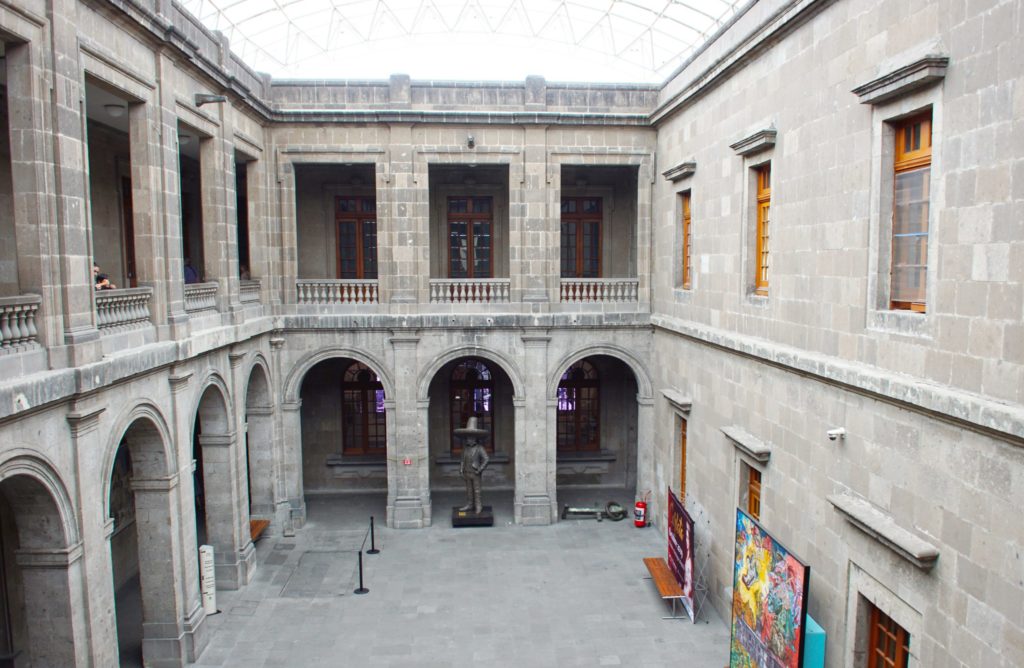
<box><xmin>199</xmin><ymin>545</ymin><xmax>217</xmax><ymax>615</ymax></box>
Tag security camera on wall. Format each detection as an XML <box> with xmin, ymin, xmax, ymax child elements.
<box><xmin>827</xmin><ymin>427</ymin><xmax>847</xmax><ymax>441</ymax></box>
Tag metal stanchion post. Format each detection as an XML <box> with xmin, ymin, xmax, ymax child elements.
<box><xmin>354</xmin><ymin>551</ymin><xmax>369</xmax><ymax>595</ymax></box>
<box><xmin>367</xmin><ymin>516</ymin><xmax>380</xmax><ymax>554</ymax></box>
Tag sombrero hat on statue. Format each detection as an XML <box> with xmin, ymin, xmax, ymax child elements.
<box><xmin>454</xmin><ymin>416</ymin><xmax>489</xmax><ymax>439</ymax></box>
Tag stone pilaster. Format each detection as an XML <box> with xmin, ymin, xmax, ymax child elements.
<box><xmin>202</xmin><ymin>101</ymin><xmax>243</xmax><ymax>324</ymax></box>
<box><xmin>197</xmin><ymin>431</ymin><xmax>248</xmax><ymax>589</ymax></box>
<box><xmin>520</xmin><ymin>126</ymin><xmax>551</xmax><ymax>303</ymax></box>
<box><xmin>67</xmin><ymin>406</ymin><xmax>118</xmax><ymax>666</ymax></box>
<box><xmin>515</xmin><ymin>334</ymin><xmax>556</xmax><ymax>524</ymax></box>
<box><xmin>386</xmin><ymin>124</ymin><xmax>418</xmax><ymax>303</ymax></box>
<box><xmin>388</xmin><ymin>334</ymin><xmax>429</xmax><ymax>527</ymax></box>
<box><xmin>15</xmin><ymin>544</ymin><xmax>91</xmax><ymax>667</ymax></box>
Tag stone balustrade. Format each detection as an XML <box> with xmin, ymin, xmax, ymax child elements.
<box><xmin>95</xmin><ymin>287</ymin><xmax>153</xmax><ymax>332</ymax></box>
<box><xmin>296</xmin><ymin>279</ymin><xmax>379</xmax><ymax>304</ymax></box>
<box><xmin>0</xmin><ymin>294</ymin><xmax>41</xmax><ymax>354</ymax></box>
<box><xmin>560</xmin><ymin>278</ymin><xmax>639</xmax><ymax>302</ymax></box>
<box><xmin>429</xmin><ymin>278</ymin><xmax>510</xmax><ymax>303</ymax></box>
<box><xmin>239</xmin><ymin>279</ymin><xmax>262</xmax><ymax>303</ymax></box>
<box><xmin>184</xmin><ymin>281</ymin><xmax>219</xmax><ymax>313</ymax></box>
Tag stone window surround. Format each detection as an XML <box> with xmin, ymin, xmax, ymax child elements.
<box><xmin>662</xmin><ymin>388</ymin><xmax>691</xmax><ymax>499</ymax></box>
<box><xmin>733</xmin><ymin>129</ymin><xmax>775</xmax><ymax>306</ymax></box>
<box><xmin>724</xmin><ymin>426</ymin><xmax>770</xmax><ymax>517</ymax></box>
<box><xmin>844</xmin><ymin>562</ymin><xmax>924</xmax><ymax>668</ymax></box>
<box><xmin>864</xmin><ymin>74</ymin><xmax>945</xmax><ymax>339</ymax></box>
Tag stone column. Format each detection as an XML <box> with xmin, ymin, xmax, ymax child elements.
<box><xmin>15</xmin><ymin>545</ymin><xmax>91</xmax><ymax>667</ymax></box>
<box><xmin>279</xmin><ymin>400</ymin><xmax>306</xmax><ymax>531</ymax></box>
<box><xmin>153</xmin><ymin>52</ymin><xmax>190</xmax><ymax>340</ymax></box>
<box><xmin>48</xmin><ymin>0</ymin><xmax>102</xmax><ymax>366</ymax></box>
<box><xmin>197</xmin><ymin>432</ymin><xmax>249</xmax><ymax>589</ymax></box>
<box><xmin>5</xmin><ymin>40</ymin><xmax>60</xmax><ymax>348</ymax></box>
<box><xmin>635</xmin><ymin>155</ymin><xmax>655</xmax><ymax>309</ymax></box>
<box><xmin>166</xmin><ymin>368</ymin><xmax>206</xmax><ymax>661</ymax></box>
<box><xmin>520</xmin><ymin>125</ymin><xmax>551</xmax><ymax>303</ymax></box>
<box><xmin>387</xmin><ymin>334</ymin><xmax>429</xmax><ymax>527</ymax></box>
<box><xmin>244</xmin><ymin>158</ymin><xmax>277</xmax><ymax>306</ymax></box>
<box><xmin>268</xmin><ymin>335</ymin><xmax>294</xmax><ymax>530</ymax></box>
<box><xmin>67</xmin><ymin>406</ymin><xmax>118</xmax><ymax>666</ymax></box>
<box><xmin>227</xmin><ymin>349</ymin><xmax>257</xmax><ymax>583</ymax></box>
<box><xmin>276</xmin><ymin>157</ymin><xmax>299</xmax><ymax>306</ymax></box>
<box><xmin>131</xmin><ymin>473</ymin><xmax>207</xmax><ymax>666</ymax></box>
<box><xmin>386</xmin><ymin>124</ymin><xmax>418</xmax><ymax>303</ymax></box>
<box><xmin>515</xmin><ymin>334</ymin><xmax>556</xmax><ymax>524</ymax></box>
<box><xmin>635</xmin><ymin>395</ymin><xmax>656</xmax><ymax>518</ymax></box>
<box><xmin>201</xmin><ymin>103</ymin><xmax>243</xmax><ymax>324</ymax></box>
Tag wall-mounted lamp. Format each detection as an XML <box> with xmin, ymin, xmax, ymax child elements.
<box><xmin>467</xmin><ymin>134</ymin><xmax>475</xmax><ymax>149</ymax></box>
<box><xmin>194</xmin><ymin>93</ymin><xmax>227</xmax><ymax>107</ymax></box>
<box><xmin>104</xmin><ymin>103</ymin><xmax>127</xmax><ymax>118</ymax></box>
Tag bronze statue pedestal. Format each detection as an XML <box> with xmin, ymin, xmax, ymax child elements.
<box><xmin>452</xmin><ymin>506</ymin><xmax>494</xmax><ymax>527</ymax></box>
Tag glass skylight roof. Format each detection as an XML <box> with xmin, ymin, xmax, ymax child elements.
<box><xmin>176</xmin><ymin>0</ymin><xmax>751</xmax><ymax>83</ymax></box>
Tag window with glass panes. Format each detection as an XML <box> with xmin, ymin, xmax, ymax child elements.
<box><xmin>341</xmin><ymin>362</ymin><xmax>386</xmax><ymax>456</ymax></box>
<box><xmin>557</xmin><ymin>360</ymin><xmax>600</xmax><ymax>452</ymax></box>
<box><xmin>891</xmin><ymin>112</ymin><xmax>931</xmax><ymax>312</ymax></box>
<box><xmin>448</xmin><ymin>197</ymin><xmax>493</xmax><ymax>278</ymax></box>
<box><xmin>335</xmin><ymin>197</ymin><xmax>378</xmax><ymax>279</ymax></box>
<box><xmin>449</xmin><ymin>359</ymin><xmax>494</xmax><ymax>453</ymax></box>
<box><xmin>867</xmin><ymin>604</ymin><xmax>910</xmax><ymax>668</ymax></box>
<box><xmin>561</xmin><ymin>197</ymin><xmax>602</xmax><ymax>278</ymax></box>
<box><xmin>681</xmin><ymin>191</ymin><xmax>693</xmax><ymax>289</ymax></box>
<box><xmin>754</xmin><ymin>165</ymin><xmax>771</xmax><ymax>295</ymax></box>
<box><xmin>747</xmin><ymin>467</ymin><xmax>762</xmax><ymax>520</ymax></box>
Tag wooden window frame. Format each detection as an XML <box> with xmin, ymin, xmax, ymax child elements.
<box><xmin>335</xmin><ymin>196</ymin><xmax>378</xmax><ymax>280</ymax></box>
<box><xmin>447</xmin><ymin>196</ymin><xmax>493</xmax><ymax>279</ymax></box>
<box><xmin>449</xmin><ymin>359</ymin><xmax>495</xmax><ymax>454</ymax></box>
<box><xmin>340</xmin><ymin>362</ymin><xmax>386</xmax><ymax>456</ymax></box>
<box><xmin>678</xmin><ymin>417</ymin><xmax>688</xmax><ymax>501</ymax></box>
<box><xmin>867</xmin><ymin>604</ymin><xmax>911</xmax><ymax>668</ymax></box>
<box><xmin>681</xmin><ymin>192</ymin><xmax>692</xmax><ymax>289</ymax></box>
<box><xmin>560</xmin><ymin>197</ymin><xmax>603</xmax><ymax>278</ymax></box>
<box><xmin>747</xmin><ymin>467</ymin><xmax>762</xmax><ymax>520</ymax></box>
<box><xmin>556</xmin><ymin>360</ymin><xmax>600</xmax><ymax>453</ymax></box>
<box><xmin>889</xmin><ymin>112</ymin><xmax>932</xmax><ymax>313</ymax></box>
<box><xmin>754</xmin><ymin>165</ymin><xmax>771</xmax><ymax>295</ymax></box>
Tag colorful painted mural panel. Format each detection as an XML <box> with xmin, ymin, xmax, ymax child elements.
<box><xmin>667</xmin><ymin>488</ymin><xmax>695</xmax><ymax>622</ymax></box>
<box><xmin>730</xmin><ymin>508</ymin><xmax>809</xmax><ymax>668</ymax></box>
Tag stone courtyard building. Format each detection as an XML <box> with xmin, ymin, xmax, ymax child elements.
<box><xmin>0</xmin><ymin>0</ymin><xmax>1019</xmax><ymax>665</ymax></box>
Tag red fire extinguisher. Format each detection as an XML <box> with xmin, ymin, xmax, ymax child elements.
<box><xmin>634</xmin><ymin>490</ymin><xmax>650</xmax><ymax>527</ymax></box>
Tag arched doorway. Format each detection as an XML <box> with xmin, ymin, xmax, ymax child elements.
<box><xmin>0</xmin><ymin>471</ymin><xmax>79</xmax><ymax>666</ymax></box>
<box><xmin>427</xmin><ymin>356</ymin><xmax>516</xmax><ymax>519</ymax></box>
<box><xmin>299</xmin><ymin>357</ymin><xmax>389</xmax><ymax>525</ymax></box>
<box><xmin>244</xmin><ymin>363</ymin><xmax>275</xmax><ymax>534</ymax></box>
<box><xmin>108</xmin><ymin>415</ymin><xmax>186</xmax><ymax>666</ymax></box>
<box><xmin>555</xmin><ymin>355</ymin><xmax>639</xmax><ymax>510</ymax></box>
<box><xmin>193</xmin><ymin>383</ymin><xmax>248</xmax><ymax>589</ymax></box>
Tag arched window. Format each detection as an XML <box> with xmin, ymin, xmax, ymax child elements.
<box><xmin>450</xmin><ymin>359</ymin><xmax>493</xmax><ymax>453</ymax></box>
<box><xmin>342</xmin><ymin>362</ymin><xmax>386</xmax><ymax>456</ymax></box>
<box><xmin>557</xmin><ymin>360</ymin><xmax>599</xmax><ymax>452</ymax></box>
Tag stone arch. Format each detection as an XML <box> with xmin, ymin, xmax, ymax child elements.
<box><xmin>0</xmin><ymin>453</ymin><xmax>83</xmax><ymax>667</ymax></box>
<box><xmin>0</xmin><ymin>450</ymin><xmax>80</xmax><ymax>549</ymax></box>
<box><xmin>243</xmin><ymin>358</ymin><xmax>276</xmax><ymax>526</ymax></box>
<box><xmin>192</xmin><ymin>371</ymin><xmax>234</xmax><ymax>435</ymax></box>
<box><xmin>243</xmin><ymin>354</ymin><xmax>273</xmax><ymax>408</ymax></box>
<box><xmin>417</xmin><ymin>345</ymin><xmax>526</xmax><ymax>402</ymax></box>
<box><xmin>548</xmin><ymin>343</ymin><xmax>653</xmax><ymax>399</ymax></box>
<box><xmin>102</xmin><ymin>403</ymin><xmax>176</xmax><ymax>520</ymax></box>
<box><xmin>283</xmin><ymin>346</ymin><xmax>394</xmax><ymax>405</ymax></box>
<box><xmin>105</xmin><ymin>405</ymin><xmax>189</xmax><ymax>665</ymax></box>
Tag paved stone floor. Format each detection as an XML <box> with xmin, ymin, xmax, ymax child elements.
<box><xmin>187</xmin><ymin>490</ymin><xmax>730</xmax><ymax>667</ymax></box>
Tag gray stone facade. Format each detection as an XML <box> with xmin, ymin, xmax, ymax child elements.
<box><xmin>0</xmin><ymin>0</ymin><xmax>1018</xmax><ymax>665</ymax></box>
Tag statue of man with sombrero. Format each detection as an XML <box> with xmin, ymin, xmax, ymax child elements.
<box><xmin>455</xmin><ymin>416</ymin><xmax>490</xmax><ymax>515</ymax></box>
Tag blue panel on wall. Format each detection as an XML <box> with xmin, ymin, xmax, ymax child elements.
<box><xmin>802</xmin><ymin>614</ymin><xmax>826</xmax><ymax>668</ymax></box>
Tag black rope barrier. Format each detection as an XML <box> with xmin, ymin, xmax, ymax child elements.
<box><xmin>353</xmin><ymin>516</ymin><xmax>380</xmax><ymax>595</ymax></box>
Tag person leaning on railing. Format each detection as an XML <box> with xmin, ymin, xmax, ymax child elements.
<box><xmin>93</xmin><ymin>263</ymin><xmax>116</xmax><ymax>290</ymax></box>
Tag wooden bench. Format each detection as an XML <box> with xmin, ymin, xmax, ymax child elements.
<box><xmin>249</xmin><ymin>519</ymin><xmax>270</xmax><ymax>542</ymax></box>
<box><xmin>643</xmin><ymin>557</ymin><xmax>685</xmax><ymax>620</ymax></box>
